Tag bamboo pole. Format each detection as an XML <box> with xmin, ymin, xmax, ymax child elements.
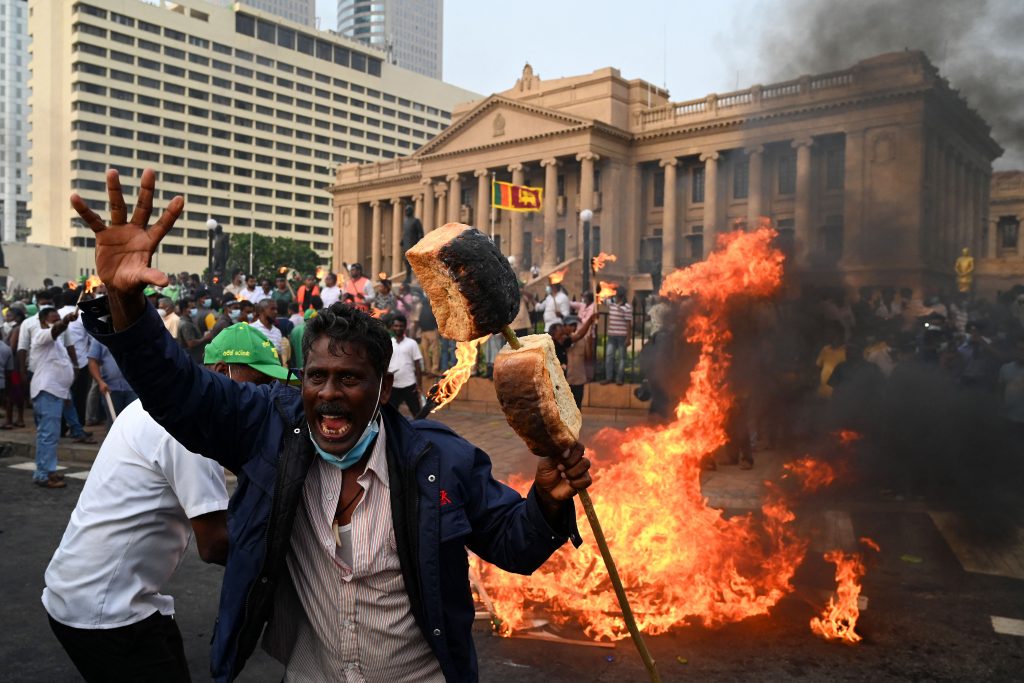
<box><xmin>500</xmin><ymin>325</ymin><xmax>661</xmax><ymax>683</ymax></box>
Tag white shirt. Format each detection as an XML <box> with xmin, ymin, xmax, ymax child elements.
<box><xmin>60</xmin><ymin>304</ymin><xmax>90</xmax><ymax>369</ymax></box>
<box><xmin>250</xmin><ymin>318</ymin><xmax>285</xmax><ymax>357</ymax></box>
<box><xmin>42</xmin><ymin>400</ymin><xmax>228</xmax><ymax>629</ymax></box>
<box><xmin>537</xmin><ymin>291</ymin><xmax>571</xmax><ymax>327</ymax></box>
<box><xmin>239</xmin><ymin>286</ymin><xmax>267</xmax><ymax>303</ymax></box>
<box><xmin>320</xmin><ymin>285</ymin><xmax>342</xmax><ymax>308</ymax></box>
<box><xmin>263</xmin><ymin>420</ymin><xmax>443</xmax><ymax>682</ymax></box>
<box><xmin>29</xmin><ymin>326</ymin><xmax>75</xmax><ymax>400</ymax></box>
<box><xmin>17</xmin><ymin>313</ymin><xmax>53</xmax><ymax>371</ymax></box>
<box><xmin>388</xmin><ymin>336</ymin><xmax>422</xmax><ymax>389</ymax></box>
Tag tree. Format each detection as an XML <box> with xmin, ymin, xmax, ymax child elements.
<box><xmin>221</xmin><ymin>233</ymin><xmax>323</xmax><ymax>282</ymax></box>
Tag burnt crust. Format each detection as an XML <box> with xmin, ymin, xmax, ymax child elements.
<box><xmin>437</xmin><ymin>228</ymin><xmax>519</xmax><ymax>338</ymax></box>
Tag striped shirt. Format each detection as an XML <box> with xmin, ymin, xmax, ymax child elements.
<box><xmin>606</xmin><ymin>301</ymin><xmax>632</xmax><ymax>337</ymax></box>
<box><xmin>263</xmin><ymin>419</ymin><xmax>444</xmax><ymax>683</ymax></box>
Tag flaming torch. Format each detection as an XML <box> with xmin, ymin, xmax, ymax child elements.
<box><xmin>547</xmin><ymin>267</ymin><xmax>567</xmax><ymax>285</ymax></box>
<box><xmin>591</xmin><ymin>251</ymin><xmax>617</xmax><ymax>273</ymax></box>
<box><xmin>315</xmin><ymin>266</ymin><xmax>327</xmax><ymax>281</ymax></box>
<box><xmin>76</xmin><ymin>275</ymin><xmax>103</xmax><ymax>308</ymax></box>
<box><xmin>595</xmin><ymin>281</ymin><xmax>618</xmax><ymax>305</ymax></box>
<box><xmin>415</xmin><ymin>337</ymin><xmax>487</xmax><ymax>419</ymax></box>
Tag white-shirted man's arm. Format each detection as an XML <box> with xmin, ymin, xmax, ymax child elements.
<box><xmin>148</xmin><ymin>406</ymin><xmax>229</xmax><ymax>518</ymax></box>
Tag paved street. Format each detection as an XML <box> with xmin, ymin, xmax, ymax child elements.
<box><xmin>2</xmin><ymin>408</ymin><xmax>1023</xmax><ymax>681</ymax></box>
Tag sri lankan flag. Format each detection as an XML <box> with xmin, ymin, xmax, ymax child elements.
<box><xmin>492</xmin><ymin>180</ymin><xmax>543</xmax><ymax>212</ymax></box>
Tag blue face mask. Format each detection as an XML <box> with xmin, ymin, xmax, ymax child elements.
<box><xmin>189</xmin><ymin>308</ymin><xmax>198</xmax><ymax>317</ymax></box>
<box><xmin>202</xmin><ymin>298</ymin><xmax>212</xmax><ymax>308</ymax></box>
<box><xmin>229</xmin><ymin>308</ymin><xmax>241</xmax><ymax>321</ymax></box>
<box><xmin>309</xmin><ymin>376</ymin><xmax>383</xmax><ymax>470</ymax></box>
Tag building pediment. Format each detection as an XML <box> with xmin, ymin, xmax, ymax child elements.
<box><xmin>414</xmin><ymin>96</ymin><xmax>593</xmax><ymax>158</ymax></box>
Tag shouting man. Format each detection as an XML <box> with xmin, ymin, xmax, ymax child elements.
<box><xmin>71</xmin><ymin>169</ymin><xmax>592</xmax><ymax>682</ymax></box>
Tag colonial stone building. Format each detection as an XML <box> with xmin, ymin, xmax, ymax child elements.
<box><xmin>981</xmin><ymin>171</ymin><xmax>1024</xmax><ymax>295</ymax></box>
<box><xmin>330</xmin><ymin>51</ymin><xmax>1003</xmax><ymax>296</ymax></box>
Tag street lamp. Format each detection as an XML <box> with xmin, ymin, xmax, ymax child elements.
<box><xmin>206</xmin><ymin>218</ymin><xmax>218</xmax><ymax>283</ymax></box>
<box><xmin>580</xmin><ymin>208</ymin><xmax>593</xmax><ymax>295</ymax></box>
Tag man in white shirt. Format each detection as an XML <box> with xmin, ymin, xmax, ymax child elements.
<box><xmin>16</xmin><ymin>289</ymin><xmax>54</xmax><ymax>376</ymax></box>
<box><xmin>42</xmin><ymin>324</ymin><xmax>290</xmax><ymax>682</ymax></box>
<box><xmin>535</xmin><ymin>282</ymin><xmax>571</xmax><ymax>328</ymax></box>
<box><xmin>238</xmin><ymin>274</ymin><xmax>267</xmax><ymax>303</ymax></box>
<box><xmin>387</xmin><ymin>313</ymin><xmax>423</xmax><ymax>417</ymax></box>
<box><xmin>29</xmin><ymin>307</ymin><xmax>82</xmax><ymax>488</ymax></box>
<box><xmin>249</xmin><ymin>299</ymin><xmax>285</xmax><ymax>359</ymax></box>
<box><xmin>319</xmin><ymin>271</ymin><xmax>342</xmax><ymax>308</ymax></box>
<box><xmin>158</xmin><ymin>296</ymin><xmax>181</xmax><ymax>339</ymax></box>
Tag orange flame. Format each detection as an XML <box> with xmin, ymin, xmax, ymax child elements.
<box><xmin>596</xmin><ymin>281</ymin><xmax>618</xmax><ymax>305</ymax></box>
<box><xmin>835</xmin><ymin>430</ymin><xmax>863</xmax><ymax>446</ymax></box>
<box><xmin>84</xmin><ymin>275</ymin><xmax>102</xmax><ymax>294</ymax></box>
<box><xmin>810</xmin><ymin>552</ymin><xmax>865</xmax><ymax>644</ymax></box>
<box><xmin>66</xmin><ymin>280</ymin><xmax>78</xmax><ymax>291</ymax></box>
<box><xmin>430</xmin><ymin>338</ymin><xmax>487</xmax><ymax>411</ymax></box>
<box><xmin>476</xmin><ymin>228</ymin><xmax>811</xmax><ymax>640</ymax></box>
<box><xmin>315</xmin><ymin>266</ymin><xmax>327</xmax><ymax>280</ymax></box>
<box><xmin>591</xmin><ymin>252</ymin><xmax>617</xmax><ymax>272</ymax></box>
<box><xmin>548</xmin><ymin>268</ymin><xmax>568</xmax><ymax>285</ymax></box>
<box><xmin>782</xmin><ymin>457</ymin><xmax>836</xmax><ymax>493</ymax></box>
<box><xmin>371</xmin><ymin>307</ymin><xmax>387</xmax><ymax>319</ymax></box>
<box><xmin>278</xmin><ymin>266</ymin><xmax>289</xmax><ymax>274</ymax></box>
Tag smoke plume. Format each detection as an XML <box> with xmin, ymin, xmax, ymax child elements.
<box><xmin>743</xmin><ymin>0</ymin><xmax>1024</xmax><ymax>168</ymax></box>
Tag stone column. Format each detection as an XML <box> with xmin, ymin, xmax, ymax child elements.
<box><xmin>447</xmin><ymin>173</ymin><xmax>462</xmax><ymax>223</ymax></box>
<box><xmin>953</xmin><ymin>156</ymin><xmax>965</xmax><ymax>255</ymax></box>
<box><xmin>370</xmin><ymin>200</ymin><xmax>382</xmax><ymax>279</ymax></box>
<box><xmin>746</xmin><ymin>145</ymin><xmax>765</xmax><ymax>228</ymax></box>
<box><xmin>508</xmin><ymin>163</ymin><xmax>525</xmax><ymax>264</ymax></box>
<box><xmin>420</xmin><ymin>178</ymin><xmax>434</xmax><ymax>234</ymax></box>
<box><xmin>840</xmin><ymin>130</ymin><xmax>865</xmax><ymax>267</ymax></box>
<box><xmin>660</xmin><ymin>157</ymin><xmax>678</xmax><ymax>274</ymax></box>
<box><xmin>700</xmin><ymin>151</ymin><xmax>720</xmax><ymax>252</ymax></box>
<box><xmin>576</xmin><ymin>152</ymin><xmax>598</xmax><ymax>256</ymax></box>
<box><xmin>390</xmin><ymin>198</ymin><xmax>403</xmax><ymax>276</ymax></box>
<box><xmin>435</xmin><ymin>183</ymin><xmax>447</xmax><ymax>226</ymax></box>
<box><xmin>793</xmin><ymin>137</ymin><xmax>814</xmax><ymax>265</ymax></box>
<box><xmin>474</xmin><ymin>169</ymin><xmax>490</xmax><ymax>232</ymax></box>
<box><xmin>540</xmin><ymin>158</ymin><xmax>559</xmax><ymax>268</ymax></box>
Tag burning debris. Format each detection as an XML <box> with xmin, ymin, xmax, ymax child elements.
<box><xmin>810</xmin><ymin>538</ymin><xmax>880</xmax><ymax>644</ymax></box>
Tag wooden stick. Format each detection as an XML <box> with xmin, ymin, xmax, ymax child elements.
<box><xmin>103</xmin><ymin>392</ymin><xmax>118</xmax><ymax>421</ymax></box>
<box><xmin>499</xmin><ymin>324</ymin><xmax>661</xmax><ymax>683</ymax></box>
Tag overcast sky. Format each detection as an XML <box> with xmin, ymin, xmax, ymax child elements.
<box><xmin>314</xmin><ymin>0</ymin><xmax>1024</xmax><ymax>167</ymax></box>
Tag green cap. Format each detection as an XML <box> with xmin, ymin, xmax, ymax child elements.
<box><xmin>203</xmin><ymin>323</ymin><xmax>291</xmax><ymax>381</ymax></box>
<box><xmin>143</xmin><ymin>286</ymin><xmax>158</xmax><ymax>296</ymax></box>
<box><xmin>303</xmin><ymin>308</ymin><xmax>318</xmax><ymax>320</ymax></box>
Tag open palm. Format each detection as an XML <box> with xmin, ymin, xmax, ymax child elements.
<box><xmin>70</xmin><ymin>169</ymin><xmax>184</xmax><ymax>293</ymax></box>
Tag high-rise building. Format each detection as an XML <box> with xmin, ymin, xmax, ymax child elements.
<box><xmin>27</xmin><ymin>0</ymin><xmax>476</xmax><ymax>276</ymax></box>
<box><xmin>244</xmin><ymin>0</ymin><xmax>315</xmax><ymax>28</ymax></box>
<box><xmin>337</xmin><ymin>0</ymin><xmax>442</xmax><ymax>80</ymax></box>
<box><xmin>1</xmin><ymin>0</ymin><xmax>29</xmax><ymax>243</ymax></box>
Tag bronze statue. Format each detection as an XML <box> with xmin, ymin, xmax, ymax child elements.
<box><xmin>955</xmin><ymin>247</ymin><xmax>974</xmax><ymax>293</ymax></box>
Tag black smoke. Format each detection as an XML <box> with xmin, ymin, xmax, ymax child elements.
<box><xmin>741</xmin><ymin>0</ymin><xmax>1024</xmax><ymax>168</ymax></box>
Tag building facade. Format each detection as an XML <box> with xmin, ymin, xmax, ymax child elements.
<box><xmin>27</xmin><ymin>0</ymin><xmax>475</xmax><ymax>277</ymax></box>
<box><xmin>1</xmin><ymin>0</ymin><xmax>29</xmax><ymax>243</ymax></box>
<box><xmin>243</xmin><ymin>0</ymin><xmax>315</xmax><ymax>27</ymax></box>
<box><xmin>980</xmin><ymin>171</ymin><xmax>1024</xmax><ymax>295</ymax></box>
<box><xmin>330</xmin><ymin>53</ymin><xmax>1003</xmax><ymax>297</ymax></box>
<box><xmin>337</xmin><ymin>0</ymin><xmax>442</xmax><ymax>80</ymax></box>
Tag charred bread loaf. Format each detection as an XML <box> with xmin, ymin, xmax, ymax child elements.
<box><xmin>493</xmin><ymin>334</ymin><xmax>582</xmax><ymax>458</ymax></box>
<box><xmin>406</xmin><ymin>222</ymin><xmax>520</xmax><ymax>341</ymax></box>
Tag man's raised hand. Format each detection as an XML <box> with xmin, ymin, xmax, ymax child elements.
<box><xmin>70</xmin><ymin>169</ymin><xmax>183</xmax><ymax>295</ymax></box>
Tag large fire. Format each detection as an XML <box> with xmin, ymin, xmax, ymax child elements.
<box><xmin>809</xmin><ymin>538</ymin><xmax>879</xmax><ymax>644</ymax></box>
<box><xmin>429</xmin><ymin>338</ymin><xmax>486</xmax><ymax>411</ymax></box>
<box><xmin>476</xmin><ymin>227</ymin><xmax>818</xmax><ymax>640</ymax></box>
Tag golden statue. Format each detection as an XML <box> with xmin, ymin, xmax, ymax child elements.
<box><xmin>955</xmin><ymin>247</ymin><xmax>974</xmax><ymax>293</ymax></box>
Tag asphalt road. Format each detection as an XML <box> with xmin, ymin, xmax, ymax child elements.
<box><xmin>2</xmin><ymin>452</ymin><xmax>1023</xmax><ymax>682</ymax></box>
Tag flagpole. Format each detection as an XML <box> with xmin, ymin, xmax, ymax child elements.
<box><xmin>490</xmin><ymin>172</ymin><xmax>496</xmax><ymax>241</ymax></box>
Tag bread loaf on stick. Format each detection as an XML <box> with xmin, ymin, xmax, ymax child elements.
<box><xmin>406</xmin><ymin>223</ymin><xmax>520</xmax><ymax>341</ymax></box>
<box><xmin>493</xmin><ymin>334</ymin><xmax>582</xmax><ymax>458</ymax></box>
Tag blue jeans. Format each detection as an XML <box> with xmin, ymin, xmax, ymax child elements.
<box><xmin>440</xmin><ymin>338</ymin><xmax>457</xmax><ymax>372</ymax></box>
<box><xmin>63</xmin><ymin>396</ymin><xmax>87</xmax><ymax>438</ymax></box>
<box><xmin>33</xmin><ymin>391</ymin><xmax>64</xmax><ymax>482</ymax></box>
<box><xmin>605</xmin><ymin>335</ymin><xmax>627</xmax><ymax>384</ymax></box>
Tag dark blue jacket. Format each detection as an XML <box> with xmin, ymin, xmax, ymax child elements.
<box><xmin>82</xmin><ymin>300</ymin><xmax>581</xmax><ymax>682</ymax></box>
